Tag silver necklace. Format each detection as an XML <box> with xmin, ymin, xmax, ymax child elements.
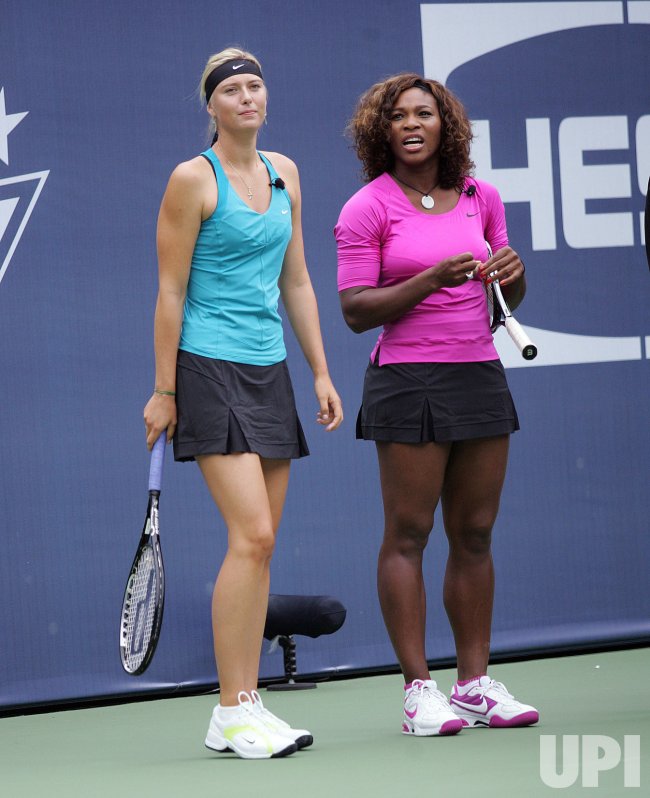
<box><xmin>392</xmin><ymin>173</ymin><xmax>439</xmax><ymax>209</ymax></box>
<box><xmin>220</xmin><ymin>149</ymin><xmax>258</xmax><ymax>201</ymax></box>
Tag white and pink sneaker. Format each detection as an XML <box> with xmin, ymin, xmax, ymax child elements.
<box><xmin>402</xmin><ymin>679</ymin><xmax>464</xmax><ymax>736</ymax></box>
<box><xmin>450</xmin><ymin>676</ymin><xmax>539</xmax><ymax>728</ymax></box>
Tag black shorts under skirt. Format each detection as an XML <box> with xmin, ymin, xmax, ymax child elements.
<box><xmin>356</xmin><ymin>359</ymin><xmax>519</xmax><ymax>443</ymax></box>
<box><xmin>173</xmin><ymin>350</ymin><xmax>309</xmax><ymax>462</ymax></box>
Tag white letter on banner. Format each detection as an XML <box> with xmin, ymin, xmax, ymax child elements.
<box><xmin>559</xmin><ymin>116</ymin><xmax>634</xmax><ymax>248</ymax></box>
<box><xmin>636</xmin><ymin>115</ymin><xmax>650</xmax><ymax>246</ymax></box>
<box><xmin>472</xmin><ymin>119</ymin><xmax>555</xmax><ymax>251</ymax></box>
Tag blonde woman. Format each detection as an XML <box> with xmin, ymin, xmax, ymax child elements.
<box><xmin>144</xmin><ymin>47</ymin><xmax>342</xmax><ymax>759</ymax></box>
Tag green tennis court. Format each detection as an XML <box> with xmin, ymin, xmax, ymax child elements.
<box><xmin>2</xmin><ymin>648</ymin><xmax>647</xmax><ymax>797</ymax></box>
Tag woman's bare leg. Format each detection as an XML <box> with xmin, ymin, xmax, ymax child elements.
<box><xmin>440</xmin><ymin>436</ymin><xmax>509</xmax><ymax>680</ymax></box>
<box><xmin>376</xmin><ymin>441</ymin><xmax>451</xmax><ymax>683</ymax></box>
<box><xmin>197</xmin><ymin>453</ymin><xmax>290</xmax><ymax>705</ymax></box>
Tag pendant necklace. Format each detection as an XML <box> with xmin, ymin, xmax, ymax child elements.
<box><xmin>392</xmin><ymin>173</ymin><xmax>439</xmax><ymax>209</ymax></box>
<box><xmin>219</xmin><ymin>147</ymin><xmax>257</xmax><ymax>201</ymax></box>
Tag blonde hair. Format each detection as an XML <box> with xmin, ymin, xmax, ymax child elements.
<box><xmin>199</xmin><ymin>47</ymin><xmax>263</xmax><ymax>104</ymax></box>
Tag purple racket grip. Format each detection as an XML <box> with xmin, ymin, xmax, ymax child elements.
<box><xmin>148</xmin><ymin>432</ymin><xmax>167</xmax><ymax>493</ymax></box>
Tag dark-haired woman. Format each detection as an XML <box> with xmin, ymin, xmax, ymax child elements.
<box><xmin>144</xmin><ymin>47</ymin><xmax>342</xmax><ymax>759</ymax></box>
<box><xmin>335</xmin><ymin>74</ymin><xmax>538</xmax><ymax>737</ymax></box>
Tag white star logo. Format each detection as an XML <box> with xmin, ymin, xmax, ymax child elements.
<box><xmin>0</xmin><ymin>88</ymin><xmax>28</xmax><ymax>166</ymax></box>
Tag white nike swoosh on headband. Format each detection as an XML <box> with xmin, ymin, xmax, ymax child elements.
<box><xmin>232</xmin><ymin>64</ymin><xmax>245</xmax><ymax>70</ymax></box>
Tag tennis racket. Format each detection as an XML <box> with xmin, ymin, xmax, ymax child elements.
<box><xmin>119</xmin><ymin>432</ymin><xmax>166</xmax><ymax>675</ymax></box>
<box><xmin>484</xmin><ymin>243</ymin><xmax>537</xmax><ymax>360</ymax></box>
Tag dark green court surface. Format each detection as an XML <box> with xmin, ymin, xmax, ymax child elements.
<box><xmin>2</xmin><ymin>649</ymin><xmax>647</xmax><ymax>797</ymax></box>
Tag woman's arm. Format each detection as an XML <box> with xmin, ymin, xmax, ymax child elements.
<box><xmin>272</xmin><ymin>154</ymin><xmax>343</xmax><ymax>431</ymax></box>
<box><xmin>339</xmin><ymin>249</ymin><xmax>479</xmax><ymax>334</ymax></box>
<box><xmin>336</xmin><ymin>190</ymin><xmax>482</xmax><ymax>333</ymax></box>
<box><xmin>480</xmin><ymin>185</ymin><xmax>527</xmax><ymax>310</ymax></box>
<box><xmin>143</xmin><ymin>159</ymin><xmax>207</xmax><ymax>448</ymax></box>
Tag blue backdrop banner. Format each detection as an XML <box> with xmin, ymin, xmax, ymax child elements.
<box><xmin>1</xmin><ymin>0</ymin><xmax>648</xmax><ymax>710</ymax></box>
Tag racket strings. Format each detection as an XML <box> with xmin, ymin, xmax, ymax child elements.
<box><xmin>121</xmin><ymin>547</ymin><xmax>160</xmax><ymax>670</ymax></box>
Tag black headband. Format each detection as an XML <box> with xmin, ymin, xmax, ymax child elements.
<box><xmin>204</xmin><ymin>59</ymin><xmax>264</xmax><ymax>103</ymax></box>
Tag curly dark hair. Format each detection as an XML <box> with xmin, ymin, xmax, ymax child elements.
<box><xmin>347</xmin><ymin>73</ymin><xmax>474</xmax><ymax>189</ymax></box>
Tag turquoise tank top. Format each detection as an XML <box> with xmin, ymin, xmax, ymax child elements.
<box><xmin>179</xmin><ymin>148</ymin><xmax>292</xmax><ymax>364</ymax></box>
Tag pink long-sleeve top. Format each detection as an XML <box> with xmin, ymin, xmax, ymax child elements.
<box><xmin>335</xmin><ymin>174</ymin><xmax>508</xmax><ymax>365</ymax></box>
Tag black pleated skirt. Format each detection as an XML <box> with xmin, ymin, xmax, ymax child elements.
<box><xmin>173</xmin><ymin>350</ymin><xmax>309</xmax><ymax>462</ymax></box>
<box><xmin>356</xmin><ymin>359</ymin><xmax>519</xmax><ymax>443</ymax></box>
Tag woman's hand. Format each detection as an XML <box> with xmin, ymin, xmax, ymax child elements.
<box><xmin>431</xmin><ymin>251</ymin><xmax>481</xmax><ymax>288</ymax></box>
<box><xmin>479</xmin><ymin>245</ymin><xmax>527</xmax><ymax>310</ymax></box>
<box><xmin>478</xmin><ymin>246</ymin><xmax>525</xmax><ymax>287</ymax></box>
<box><xmin>143</xmin><ymin>393</ymin><xmax>177</xmax><ymax>449</ymax></box>
<box><xmin>313</xmin><ymin>373</ymin><xmax>343</xmax><ymax>431</ymax></box>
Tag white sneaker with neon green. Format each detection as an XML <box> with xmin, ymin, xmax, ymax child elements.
<box><xmin>251</xmin><ymin>690</ymin><xmax>313</xmax><ymax>749</ymax></box>
<box><xmin>205</xmin><ymin>691</ymin><xmax>297</xmax><ymax>759</ymax></box>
